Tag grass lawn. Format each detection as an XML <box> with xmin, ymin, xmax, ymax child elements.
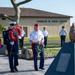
<box><xmin>24</xmin><ymin>36</ymin><xmax>70</xmax><ymax>42</ymax></box>
<box><xmin>46</xmin><ymin>36</ymin><xmax>69</xmax><ymax>41</ymax></box>
<box><xmin>44</xmin><ymin>49</ymin><xmax>60</xmax><ymax>54</ymax></box>
<box><xmin>0</xmin><ymin>36</ymin><xmax>69</xmax><ymax>42</ymax></box>
<box><xmin>47</xmin><ymin>44</ymin><xmax>60</xmax><ymax>48</ymax></box>
<box><xmin>24</xmin><ymin>44</ymin><xmax>60</xmax><ymax>54</ymax></box>
<box><xmin>24</xmin><ymin>44</ymin><xmax>60</xmax><ymax>49</ymax></box>
<box><xmin>1</xmin><ymin>36</ymin><xmax>64</xmax><ymax>55</ymax></box>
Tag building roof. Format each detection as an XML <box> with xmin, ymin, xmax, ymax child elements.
<box><xmin>0</xmin><ymin>7</ymin><xmax>72</xmax><ymax>18</ymax></box>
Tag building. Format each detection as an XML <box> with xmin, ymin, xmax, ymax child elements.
<box><xmin>0</xmin><ymin>7</ymin><xmax>72</xmax><ymax>37</ymax></box>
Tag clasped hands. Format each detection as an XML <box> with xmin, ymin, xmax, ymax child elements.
<box><xmin>36</xmin><ymin>41</ymin><xmax>44</xmax><ymax>45</ymax></box>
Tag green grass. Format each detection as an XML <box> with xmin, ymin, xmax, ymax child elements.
<box><xmin>1</xmin><ymin>36</ymin><xmax>67</xmax><ymax>55</ymax></box>
<box><xmin>48</xmin><ymin>36</ymin><xmax>69</xmax><ymax>41</ymax></box>
<box><xmin>24</xmin><ymin>36</ymin><xmax>70</xmax><ymax>42</ymax></box>
<box><xmin>47</xmin><ymin>44</ymin><xmax>60</xmax><ymax>48</ymax></box>
<box><xmin>44</xmin><ymin>49</ymin><xmax>60</xmax><ymax>54</ymax></box>
<box><xmin>24</xmin><ymin>45</ymin><xmax>60</xmax><ymax>54</ymax></box>
<box><xmin>24</xmin><ymin>44</ymin><xmax>60</xmax><ymax>49</ymax></box>
<box><xmin>48</xmin><ymin>36</ymin><xmax>60</xmax><ymax>41</ymax></box>
<box><xmin>25</xmin><ymin>46</ymin><xmax>32</xmax><ymax>49</ymax></box>
<box><xmin>1</xmin><ymin>36</ymin><xmax>69</xmax><ymax>43</ymax></box>
<box><xmin>24</xmin><ymin>43</ymin><xmax>60</xmax><ymax>54</ymax></box>
<box><xmin>24</xmin><ymin>38</ymin><xmax>29</xmax><ymax>42</ymax></box>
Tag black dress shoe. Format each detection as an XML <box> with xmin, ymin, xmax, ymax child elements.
<box><xmin>10</xmin><ymin>69</ymin><xmax>15</xmax><ymax>72</ymax></box>
<box><xmin>39</xmin><ymin>67</ymin><xmax>45</xmax><ymax>70</ymax></box>
<box><xmin>35</xmin><ymin>68</ymin><xmax>38</xmax><ymax>71</ymax></box>
<box><xmin>14</xmin><ymin>67</ymin><xmax>18</xmax><ymax>71</ymax></box>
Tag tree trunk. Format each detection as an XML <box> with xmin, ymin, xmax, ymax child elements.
<box><xmin>3</xmin><ymin>0</ymin><xmax>32</xmax><ymax>25</ymax></box>
<box><xmin>14</xmin><ymin>6</ymin><xmax>21</xmax><ymax>25</ymax></box>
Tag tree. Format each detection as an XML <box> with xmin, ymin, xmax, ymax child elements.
<box><xmin>4</xmin><ymin>0</ymin><xmax>32</xmax><ymax>25</ymax></box>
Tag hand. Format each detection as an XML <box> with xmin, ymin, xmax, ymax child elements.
<box><xmin>37</xmin><ymin>41</ymin><xmax>41</xmax><ymax>45</ymax></box>
<box><xmin>10</xmin><ymin>41</ymin><xmax>14</xmax><ymax>45</ymax></box>
<box><xmin>41</xmin><ymin>40</ymin><xmax>44</xmax><ymax>44</ymax></box>
<box><xmin>37</xmin><ymin>40</ymin><xmax>44</xmax><ymax>45</ymax></box>
<box><xmin>18</xmin><ymin>36</ymin><xmax>21</xmax><ymax>39</ymax></box>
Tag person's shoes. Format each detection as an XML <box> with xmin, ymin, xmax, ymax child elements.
<box><xmin>39</xmin><ymin>67</ymin><xmax>45</xmax><ymax>70</ymax></box>
<box><xmin>14</xmin><ymin>67</ymin><xmax>18</xmax><ymax>71</ymax></box>
<box><xmin>10</xmin><ymin>69</ymin><xmax>15</xmax><ymax>72</ymax></box>
<box><xmin>35</xmin><ymin>68</ymin><xmax>38</xmax><ymax>71</ymax></box>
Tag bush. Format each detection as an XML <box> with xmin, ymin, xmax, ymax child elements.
<box><xmin>0</xmin><ymin>24</ymin><xmax>4</xmax><ymax>34</ymax></box>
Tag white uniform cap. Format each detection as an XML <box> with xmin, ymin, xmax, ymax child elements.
<box><xmin>9</xmin><ymin>21</ymin><xmax>16</xmax><ymax>25</ymax></box>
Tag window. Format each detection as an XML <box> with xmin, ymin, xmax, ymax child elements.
<box><xmin>48</xmin><ymin>20</ymin><xmax>50</xmax><ymax>22</ymax></box>
<box><xmin>52</xmin><ymin>20</ymin><xmax>58</xmax><ymax>23</ymax></box>
<box><xmin>37</xmin><ymin>20</ymin><xmax>47</xmax><ymax>23</ymax></box>
<box><xmin>2</xmin><ymin>17</ymin><xmax>6</xmax><ymax>20</ymax></box>
<box><xmin>59</xmin><ymin>20</ymin><xmax>67</xmax><ymax>23</ymax></box>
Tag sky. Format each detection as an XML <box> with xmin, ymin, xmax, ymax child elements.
<box><xmin>0</xmin><ymin>0</ymin><xmax>75</xmax><ymax>25</ymax></box>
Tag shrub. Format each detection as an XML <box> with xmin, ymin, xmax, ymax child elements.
<box><xmin>0</xmin><ymin>24</ymin><xmax>4</xmax><ymax>34</ymax></box>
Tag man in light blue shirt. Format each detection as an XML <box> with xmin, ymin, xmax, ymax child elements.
<box><xmin>59</xmin><ymin>26</ymin><xmax>67</xmax><ymax>47</ymax></box>
<box><xmin>42</xmin><ymin>27</ymin><xmax>48</xmax><ymax>48</ymax></box>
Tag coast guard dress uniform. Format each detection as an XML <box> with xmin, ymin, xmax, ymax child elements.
<box><xmin>7</xmin><ymin>22</ymin><xmax>21</xmax><ymax>72</ymax></box>
<box><xmin>59</xmin><ymin>26</ymin><xmax>67</xmax><ymax>46</ymax></box>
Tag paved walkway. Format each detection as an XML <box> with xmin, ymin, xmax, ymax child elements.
<box><xmin>0</xmin><ymin>55</ymin><xmax>54</xmax><ymax>75</ymax></box>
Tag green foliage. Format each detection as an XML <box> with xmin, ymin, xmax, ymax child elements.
<box><xmin>0</xmin><ymin>24</ymin><xmax>4</xmax><ymax>34</ymax></box>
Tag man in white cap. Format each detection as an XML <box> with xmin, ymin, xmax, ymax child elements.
<box><xmin>7</xmin><ymin>21</ymin><xmax>20</xmax><ymax>72</ymax></box>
